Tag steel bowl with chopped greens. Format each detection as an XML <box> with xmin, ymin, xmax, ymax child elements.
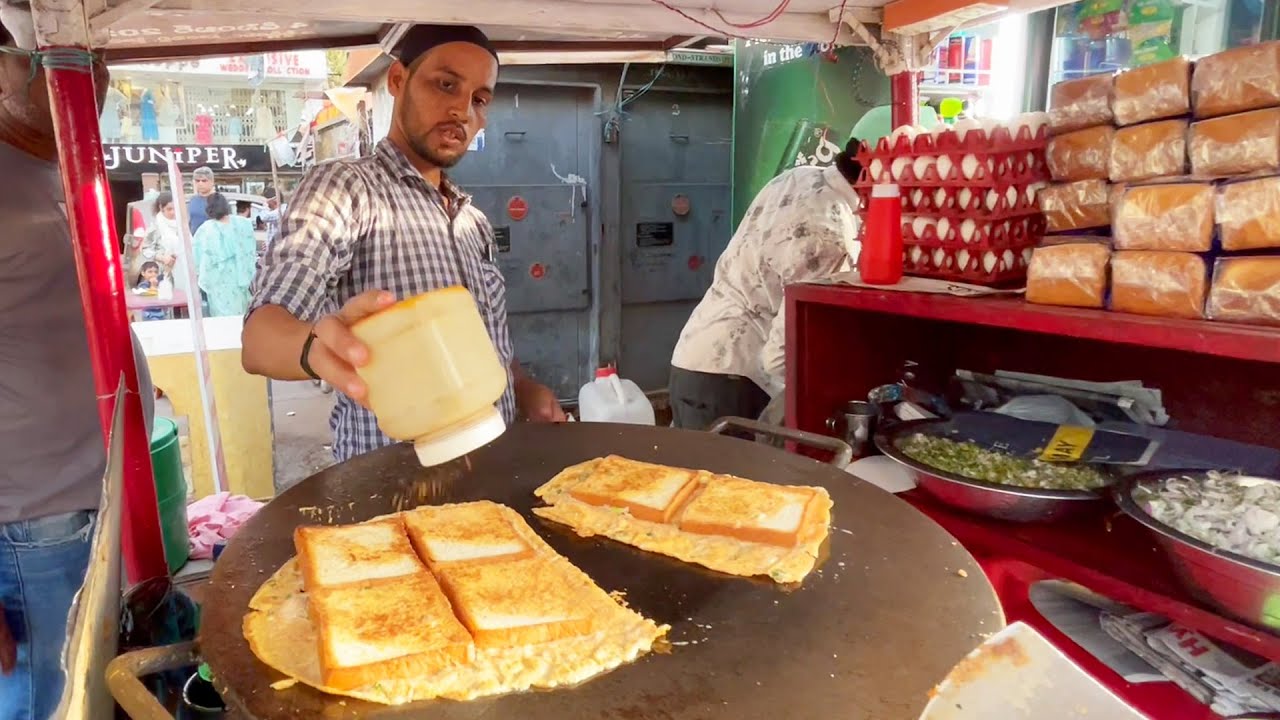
<box><xmin>897</xmin><ymin>434</ymin><xmax>1112</xmax><ymax>491</ymax></box>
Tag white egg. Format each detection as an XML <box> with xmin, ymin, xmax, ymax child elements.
<box><xmin>982</xmin><ymin>251</ymin><xmax>998</xmax><ymax>273</ymax></box>
<box><xmin>1002</xmin><ymin>249</ymin><xmax>1015</xmax><ymax>269</ymax></box>
<box><xmin>1025</xmin><ymin>152</ymin><xmax>1036</xmax><ymax>172</ymax></box>
<box><xmin>1024</xmin><ymin>182</ymin><xmax>1044</xmax><ymax>205</ymax></box>
<box><xmin>934</xmin><ymin>187</ymin><xmax>949</xmax><ymax>209</ymax></box>
<box><xmin>958</xmin><ymin>188</ymin><xmax>974</xmax><ymax>211</ymax></box>
<box><xmin>936</xmin><ymin>155</ymin><xmax>955</xmax><ymax>181</ymax></box>
<box><xmin>1021</xmin><ymin>247</ymin><xmax>1034</xmax><ymax>265</ymax></box>
<box><xmin>910</xmin><ymin>189</ymin><xmax>925</xmax><ymax>208</ymax></box>
<box><xmin>960</xmin><ymin>219</ymin><xmax>977</xmax><ymax>244</ymax></box>
<box><xmin>1019</xmin><ymin>111</ymin><xmax>1049</xmax><ymax>138</ymax></box>
<box><xmin>870</xmin><ymin>158</ymin><xmax>885</xmax><ymax>182</ymax></box>
<box><xmin>976</xmin><ymin>118</ymin><xmax>998</xmax><ymax>139</ymax></box>
<box><xmin>910</xmin><ymin>246</ymin><xmax>924</xmax><ymax>264</ymax></box>
<box><xmin>1005</xmin><ymin>187</ymin><xmax>1019</xmax><ymax>209</ymax></box>
<box><xmin>911</xmin><ymin>216</ymin><xmax>929</xmax><ymax>237</ymax></box>
<box><xmin>985</xmin><ymin>189</ymin><xmax>1000</xmax><ymax>211</ymax></box>
<box><xmin>961</xmin><ymin>154</ymin><xmax>981</xmax><ymax>180</ymax></box>
<box><xmin>953</xmin><ymin>118</ymin><xmax>979</xmax><ymax>141</ymax></box>
<box><xmin>890</xmin><ymin>125</ymin><xmax>919</xmax><ymax>148</ymax></box>
<box><xmin>932</xmin><ymin>248</ymin><xmax>947</xmax><ymax>267</ymax></box>
<box><xmin>891</xmin><ymin>157</ymin><xmax>912</xmax><ymax>180</ymax></box>
<box><xmin>944</xmin><ymin>252</ymin><xmax>955</xmax><ymax>269</ymax></box>
<box><xmin>937</xmin><ymin>217</ymin><xmax>952</xmax><ymax>241</ymax></box>
<box><xmin>912</xmin><ymin>155</ymin><xmax>936</xmax><ymax>181</ymax></box>
<box><xmin>957</xmin><ymin>248</ymin><xmax>971</xmax><ymax>269</ymax></box>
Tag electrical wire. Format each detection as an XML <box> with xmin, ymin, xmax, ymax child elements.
<box><xmin>644</xmin><ymin>0</ymin><xmax>754</xmax><ymax>39</ymax></box>
<box><xmin>712</xmin><ymin>0</ymin><xmax>792</xmax><ymax>29</ymax></box>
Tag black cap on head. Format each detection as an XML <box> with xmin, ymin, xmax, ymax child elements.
<box><xmin>391</xmin><ymin>24</ymin><xmax>499</xmax><ymax>69</ymax></box>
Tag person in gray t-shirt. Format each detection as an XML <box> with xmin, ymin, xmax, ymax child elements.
<box><xmin>0</xmin><ymin>11</ymin><xmax>153</xmax><ymax>719</ymax></box>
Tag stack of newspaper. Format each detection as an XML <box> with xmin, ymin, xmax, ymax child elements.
<box><xmin>1029</xmin><ymin>580</ymin><xmax>1280</xmax><ymax>717</ymax></box>
<box><xmin>1101</xmin><ymin>612</ymin><xmax>1280</xmax><ymax>717</ymax></box>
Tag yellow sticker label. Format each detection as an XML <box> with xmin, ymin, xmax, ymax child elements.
<box><xmin>1039</xmin><ymin>426</ymin><xmax>1095</xmax><ymax>463</ymax></box>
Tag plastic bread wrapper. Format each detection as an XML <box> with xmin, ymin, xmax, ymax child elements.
<box><xmin>1112</xmin><ymin>183</ymin><xmax>1214</xmax><ymax>252</ymax></box>
<box><xmin>1113</xmin><ymin>57</ymin><xmax>1191</xmax><ymax>127</ymax></box>
<box><xmin>1049</xmin><ymin>74</ymin><xmax>1114</xmax><ymax>134</ymax></box>
<box><xmin>1047</xmin><ymin>125</ymin><xmax>1114</xmax><ymax>182</ymax></box>
<box><xmin>1109</xmin><ymin>120</ymin><xmax>1187</xmax><ymax>183</ymax></box>
<box><xmin>1191</xmin><ymin>40</ymin><xmax>1280</xmax><ymax>119</ymax></box>
<box><xmin>1026</xmin><ymin>238</ymin><xmax>1112</xmax><ymax>309</ymax></box>
<box><xmin>1110</xmin><ymin>250</ymin><xmax>1208</xmax><ymax>320</ymax></box>
<box><xmin>1189</xmin><ymin>108</ymin><xmax>1280</xmax><ymax>177</ymax></box>
<box><xmin>1207</xmin><ymin>255</ymin><xmax>1280</xmax><ymax>326</ymax></box>
<box><xmin>1039</xmin><ymin>179</ymin><xmax>1112</xmax><ymax>232</ymax></box>
<box><xmin>1216</xmin><ymin>175</ymin><xmax>1280</xmax><ymax>251</ymax></box>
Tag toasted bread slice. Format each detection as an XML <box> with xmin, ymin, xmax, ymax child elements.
<box><xmin>309</xmin><ymin>572</ymin><xmax>474</xmax><ymax>691</ymax></box>
<box><xmin>434</xmin><ymin>556</ymin><xmax>598</xmax><ymax>648</ymax></box>
<box><xmin>402</xmin><ymin>501</ymin><xmax>533</xmax><ymax>566</ymax></box>
<box><xmin>294</xmin><ymin>518</ymin><xmax>424</xmax><ymax>590</ymax></box>
<box><xmin>676</xmin><ymin>474</ymin><xmax>818</xmax><ymax>547</ymax></box>
<box><xmin>567</xmin><ymin>455</ymin><xmax>698</xmax><ymax>523</ymax></box>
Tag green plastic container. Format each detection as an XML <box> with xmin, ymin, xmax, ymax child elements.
<box><xmin>150</xmin><ymin>417</ymin><xmax>189</xmax><ymax>574</ymax></box>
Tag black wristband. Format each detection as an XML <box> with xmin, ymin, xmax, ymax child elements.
<box><xmin>300</xmin><ymin>330</ymin><xmax>321</xmax><ymax>381</ymax></box>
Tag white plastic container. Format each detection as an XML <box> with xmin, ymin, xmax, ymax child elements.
<box><xmin>578</xmin><ymin>368</ymin><xmax>655</xmax><ymax>425</ymax></box>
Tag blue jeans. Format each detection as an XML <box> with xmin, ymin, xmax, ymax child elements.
<box><xmin>0</xmin><ymin>511</ymin><xmax>95</xmax><ymax>720</ymax></box>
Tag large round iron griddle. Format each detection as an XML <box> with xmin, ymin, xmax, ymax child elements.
<box><xmin>200</xmin><ymin>423</ymin><xmax>1003</xmax><ymax>720</ymax></box>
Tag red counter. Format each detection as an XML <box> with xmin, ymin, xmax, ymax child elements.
<box><xmin>784</xmin><ymin>283</ymin><xmax>1280</xmax><ymax>719</ymax></box>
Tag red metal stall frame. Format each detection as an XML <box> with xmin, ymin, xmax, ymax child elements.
<box><xmin>31</xmin><ymin>0</ymin><xmax>167</xmax><ymax>583</ymax></box>
<box><xmin>890</xmin><ymin>70</ymin><xmax>919</xmax><ymax>129</ymax></box>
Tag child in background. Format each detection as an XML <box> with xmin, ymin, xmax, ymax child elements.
<box><xmin>135</xmin><ymin>260</ymin><xmax>167</xmax><ymax>321</ymax></box>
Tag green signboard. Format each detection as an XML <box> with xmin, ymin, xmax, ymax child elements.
<box><xmin>731</xmin><ymin>40</ymin><xmax>890</xmax><ymax>228</ymax></box>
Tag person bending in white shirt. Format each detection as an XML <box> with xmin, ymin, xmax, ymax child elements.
<box><xmin>668</xmin><ymin>144</ymin><xmax>862</xmax><ymax>430</ymax></box>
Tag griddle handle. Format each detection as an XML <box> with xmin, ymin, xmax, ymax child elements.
<box><xmin>708</xmin><ymin>416</ymin><xmax>853</xmax><ymax>467</ymax></box>
<box><xmin>106</xmin><ymin>641</ymin><xmax>198</xmax><ymax>720</ymax></box>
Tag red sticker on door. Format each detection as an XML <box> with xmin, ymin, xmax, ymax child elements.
<box><xmin>529</xmin><ymin>263</ymin><xmax>546</xmax><ymax>279</ymax></box>
<box><xmin>672</xmin><ymin>194</ymin><xmax>691</xmax><ymax>217</ymax></box>
<box><xmin>507</xmin><ymin>196</ymin><xmax>529</xmax><ymax>221</ymax></box>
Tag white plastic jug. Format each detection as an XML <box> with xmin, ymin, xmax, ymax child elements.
<box><xmin>578</xmin><ymin>368</ymin><xmax>655</xmax><ymax>425</ymax></box>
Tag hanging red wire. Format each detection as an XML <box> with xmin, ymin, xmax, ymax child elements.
<box><xmin>712</xmin><ymin>0</ymin><xmax>792</xmax><ymax>29</ymax></box>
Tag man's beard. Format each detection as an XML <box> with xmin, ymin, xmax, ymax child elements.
<box><xmin>407</xmin><ymin>130</ymin><xmax>463</xmax><ymax>169</ymax></box>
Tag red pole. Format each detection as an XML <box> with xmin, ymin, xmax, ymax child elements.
<box><xmin>890</xmin><ymin>70</ymin><xmax>919</xmax><ymax>129</ymax></box>
<box><xmin>33</xmin><ymin>1</ymin><xmax>167</xmax><ymax>583</ymax></box>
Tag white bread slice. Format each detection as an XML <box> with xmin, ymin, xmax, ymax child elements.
<box><xmin>434</xmin><ymin>556</ymin><xmax>598</xmax><ymax>648</ymax></box>
<box><xmin>309</xmin><ymin>572</ymin><xmax>474</xmax><ymax>690</ymax></box>
<box><xmin>294</xmin><ymin>518</ymin><xmax>424</xmax><ymax>590</ymax></box>
<box><xmin>402</xmin><ymin>501</ymin><xmax>532</xmax><ymax>566</ymax></box>
<box><xmin>567</xmin><ymin>455</ymin><xmax>698</xmax><ymax>523</ymax></box>
<box><xmin>676</xmin><ymin>474</ymin><xmax>818</xmax><ymax>547</ymax></box>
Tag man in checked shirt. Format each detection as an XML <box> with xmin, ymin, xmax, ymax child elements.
<box><xmin>242</xmin><ymin>24</ymin><xmax>564</xmax><ymax>463</ymax></box>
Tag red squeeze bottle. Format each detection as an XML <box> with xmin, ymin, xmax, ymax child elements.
<box><xmin>860</xmin><ymin>183</ymin><xmax>904</xmax><ymax>285</ymax></box>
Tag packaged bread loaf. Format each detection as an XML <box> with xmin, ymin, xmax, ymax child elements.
<box><xmin>1047</xmin><ymin>126</ymin><xmax>1114</xmax><ymax>182</ymax></box>
<box><xmin>1112</xmin><ymin>183</ymin><xmax>1214</xmax><ymax>252</ymax></box>
<box><xmin>1217</xmin><ymin>176</ymin><xmax>1280</xmax><ymax>250</ymax></box>
<box><xmin>1192</xmin><ymin>41</ymin><xmax>1280</xmax><ymax>119</ymax></box>
<box><xmin>1049</xmin><ymin>75</ymin><xmax>1114</xmax><ymax>133</ymax></box>
<box><xmin>1039</xmin><ymin>180</ymin><xmax>1111</xmax><ymax>232</ymax></box>
<box><xmin>1189</xmin><ymin>108</ymin><xmax>1280</xmax><ymax>176</ymax></box>
<box><xmin>1113</xmin><ymin>57</ymin><xmax>1191</xmax><ymax>126</ymax></box>
<box><xmin>1207</xmin><ymin>256</ymin><xmax>1280</xmax><ymax>326</ymax></box>
<box><xmin>1026</xmin><ymin>241</ymin><xmax>1111</xmax><ymax>308</ymax></box>
<box><xmin>1110</xmin><ymin>251</ymin><xmax>1207</xmax><ymax>319</ymax></box>
<box><xmin>1109</xmin><ymin>120</ymin><xmax>1187</xmax><ymax>182</ymax></box>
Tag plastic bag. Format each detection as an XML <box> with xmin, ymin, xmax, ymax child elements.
<box><xmin>1049</xmin><ymin>75</ymin><xmax>1114</xmax><ymax>133</ymax></box>
<box><xmin>1207</xmin><ymin>256</ymin><xmax>1280</xmax><ymax>326</ymax></box>
<box><xmin>1217</xmin><ymin>176</ymin><xmax>1280</xmax><ymax>251</ymax></box>
<box><xmin>1114</xmin><ymin>57</ymin><xmax>1191</xmax><ymax>126</ymax></box>
<box><xmin>1191</xmin><ymin>41</ymin><xmax>1280</xmax><ymax>119</ymax></box>
<box><xmin>1109</xmin><ymin>119</ymin><xmax>1187</xmax><ymax>182</ymax></box>
<box><xmin>1112</xmin><ymin>183</ymin><xmax>1215</xmax><ymax>252</ymax></box>
<box><xmin>1047</xmin><ymin>125</ymin><xmax>1114</xmax><ymax>182</ymax></box>
<box><xmin>1026</xmin><ymin>240</ymin><xmax>1111</xmax><ymax>309</ymax></box>
<box><xmin>1039</xmin><ymin>180</ymin><xmax>1111</xmax><ymax>232</ymax></box>
<box><xmin>1189</xmin><ymin>108</ymin><xmax>1280</xmax><ymax>177</ymax></box>
<box><xmin>1110</xmin><ymin>251</ymin><xmax>1207</xmax><ymax>320</ymax></box>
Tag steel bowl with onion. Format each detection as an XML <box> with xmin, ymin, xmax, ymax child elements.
<box><xmin>1115</xmin><ymin>470</ymin><xmax>1280</xmax><ymax>633</ymax></box>
<box><xmin>874</xmin><ymin>419</ymin><xmax>1116</xmax><ymax>523</ymax></box>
